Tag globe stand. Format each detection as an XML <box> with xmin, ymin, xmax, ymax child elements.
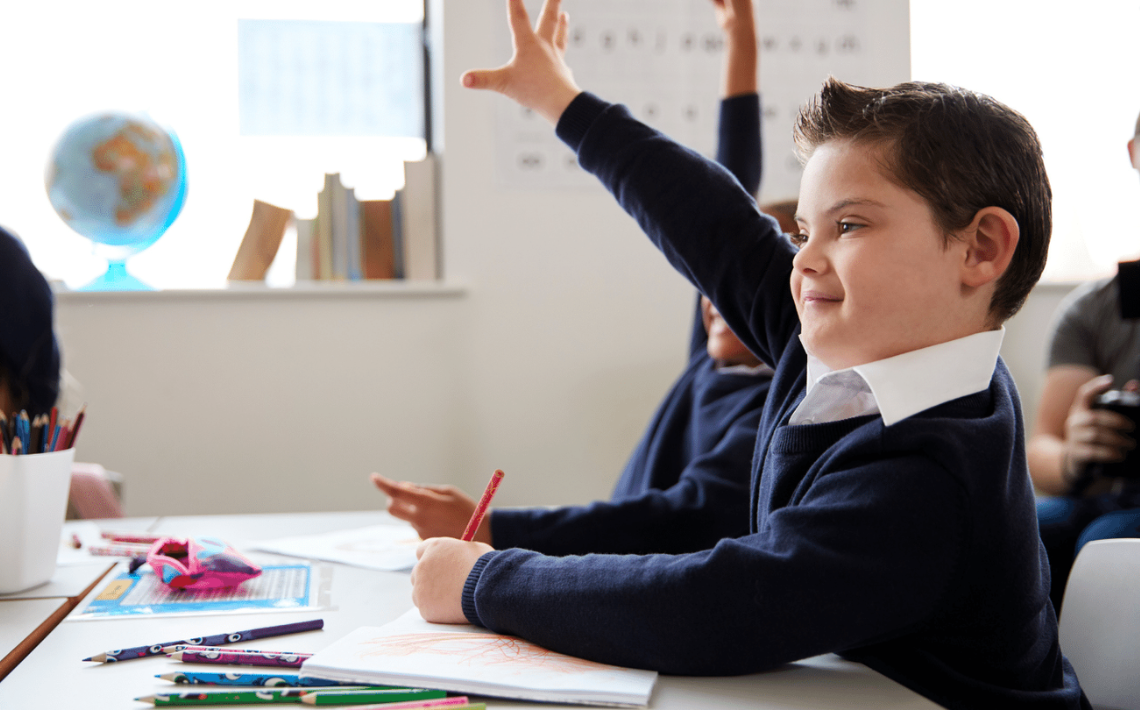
<box><xmin>79</xmin><ymin>260</ymin><xmax>153</xmax><ymax>292</ymax></box>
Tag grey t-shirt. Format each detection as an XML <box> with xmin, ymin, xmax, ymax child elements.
<box><xmin>1048</xmin><ymin>275</ymin><xmax>1140</xmax><ymax>384</ymax></box>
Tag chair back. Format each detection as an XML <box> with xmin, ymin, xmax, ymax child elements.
<box><xmin>1059</xmin><ymin>538</ymin><xmax>1140</xmax><ymax>710</ymax></box>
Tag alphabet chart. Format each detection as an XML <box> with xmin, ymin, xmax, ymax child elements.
<box><xmin>493</xmin><ymin>0</ymin><xmax>910</xmax><ymax>201</ymax></box>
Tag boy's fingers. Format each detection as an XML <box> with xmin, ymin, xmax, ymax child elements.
<box><xmin>553</xmin><ymin>12</ymin><xmax>569</xmax><ymax>52</ymax></box>
<box><xmin>534</xmin><ymin>0</ymin><xmax>562</xmax><ymax>41</ymax></box>
<box><xmin>506</xmin><ymin>0</ymin><xmax>534</xmax><ymax>43</ymax></box>
<box><xmin>462</xmin><ymin>68</ymin><xmax>510</xmax><ymax>94</ymax></box>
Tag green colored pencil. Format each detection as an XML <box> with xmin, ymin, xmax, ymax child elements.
<box><xmin>298</xmin><ymin>688</ymin><xmax>448</xmax><ymax>706</ymax></box>
<box><xmin>135</xmin><ymin>687</ymin><xmax>376</xmax><ymax>705</ymax></box>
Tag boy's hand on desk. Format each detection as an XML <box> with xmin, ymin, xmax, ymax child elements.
<box><xmin>371</xmin><ymin>474</ymin><xmax>492</xmax><ymax>544</ymax></box>
<box><xmin>460</xmin><ymin>0</ymin><xmax>581</xmax><ymax>126</ymax></box>
<box><xmin>411</xmin><ymin>538</ymin><xmax>492</xmax><ymax>624</ymax></box>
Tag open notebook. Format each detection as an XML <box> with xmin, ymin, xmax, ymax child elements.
<box><xmin>299</xmin><ymin>609</ymin><xmax>657</xmax><ymax>707</ymax></box>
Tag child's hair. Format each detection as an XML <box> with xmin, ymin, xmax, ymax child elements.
<box><xmin>792</xmin><ymin>78</ymin><xmax>1051</xmax><ymax>324</ymax></box>
<box><xmin>0</xmin><ymin>225</ymin><xmax>60</xmax><ymax>416</ymax></box>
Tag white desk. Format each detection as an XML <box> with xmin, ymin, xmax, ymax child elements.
<box><xmin>0</xmin><ymin>512</ymin><xmax>940</xmax><ymax>709</ymax></box>
<box><xmin>0</xmin><ymin>517</ymin><xmax>161</xmax><ymax>681</ymax></box>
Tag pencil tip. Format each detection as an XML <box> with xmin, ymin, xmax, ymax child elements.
<box><xmin>169</xmin><ymin>651</ymin><xmax>183</xmax><ymax>661</ymax></box>
<box><xmin>83</xmin><ymin>654</ymin><xmax>105</xmax><ymax>662</ymax></box>
<box><xmin>134</xmin><ymin>697</ymin><xmax>155</xmax><ymax>705</ymax></box>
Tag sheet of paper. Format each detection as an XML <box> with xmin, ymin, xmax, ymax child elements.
<box><xmin>69</xmin><ymin>561</ymin><xmax>328</xmax><ymax>620</ymax></box>
<box><xmin>300</xmin><ymin>609</ymin><xmax>657</xmax><ymax>707</ymax></box>
<box><xmin>249</xmin><ymin>523</ymin><xmax>420</xmax><ymax>572</ymax></box>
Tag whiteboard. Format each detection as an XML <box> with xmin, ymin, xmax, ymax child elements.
<box><xmin>494</xmin><ymin>0</ymin><xmax>911</xmax><ymax>202</ymax></box>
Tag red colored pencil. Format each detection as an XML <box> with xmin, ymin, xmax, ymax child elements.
<box><xmin>461</xmin><ymin>469</ymin><xmax>505</xmax><ymax>542</ymax></box>
<box><xmin>66</xmin><ymin>405</ymin><xmax>86</xmax><ymax>449</ymax></box>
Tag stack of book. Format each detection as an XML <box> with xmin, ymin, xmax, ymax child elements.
<box><xmin>227</xmin><ymin>156</ymin><xmax>439</xmax><ymax>283</ymax></box>
<box><xmin>296</xmin><ymin>156</ymin><xmax>439</xmax><ymax>282</ymax></box>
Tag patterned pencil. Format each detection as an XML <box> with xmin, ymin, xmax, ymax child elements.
<box><xmin>461</xmin><ymin>469</ymin><xmax>504</xmax><ymax>541</ymax></box>
<box><xmin>86</xmin><ymin>542</ymin><xmax>153</xmax><ymax>558</ymax></box>
<box><xmin>300</xmin><ymin>695</ymin><xmax>469</xmax><ymax>709</ymax></box>
<box><xmin>136</xmin><ymin>688</ymin><xmax>308</xmax><ymax>705</ymax></box>
<box><xmin>84</xmin><ymin>619</ymin><xmax>324</xmax><ymax>663</ymax></box>
<box><xmin>304</xmin><ymin>701</ymin><xmax>480</xmax><ymax>710</ymax></box>
<box><xmin>157</xmin><ymin>671</ymin><xmax>365</xmax><ymax>687</ymax></box>
<box><xmin>170</xmin><ymin>647</ymin><xmax>313</xmax><ymax>668</ymax></box>
<box><xmin>101</xmin><ymin>530</ymin><xmax>165</xmax><ymax>544</ymax></box>
<box><xmin>297</xmin><ymin>688</ymin><xmax>448</xmax><ymax>706</ymax></box>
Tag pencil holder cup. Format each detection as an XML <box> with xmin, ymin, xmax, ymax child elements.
<box><xmin>0</xmin><ymin>448</ymin><xmax>76</xmax><ymax>594</ymax></box>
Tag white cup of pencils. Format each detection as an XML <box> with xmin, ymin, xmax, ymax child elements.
<box><xmin>0</xmin><ymin>407</ymin><xmax>84</xmax><ymax>594</ymax></box>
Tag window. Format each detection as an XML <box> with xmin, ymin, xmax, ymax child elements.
<box><xmin>1</xmin><ymin>1</ymin><xmax>427</xmax><ymax>289</ymax></box>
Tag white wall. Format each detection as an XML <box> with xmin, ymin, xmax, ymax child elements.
<box><xmin>52</xmin><ymin>1</ymin><xmax>1080</xmax><ymax>516</ymax></box>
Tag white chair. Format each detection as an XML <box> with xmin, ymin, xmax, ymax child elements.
<box><xmin>1059</xmin><ymin>538</ymin><xmax>1140</xmax><ymax>710</ymax></box>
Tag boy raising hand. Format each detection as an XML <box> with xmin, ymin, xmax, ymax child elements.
<box><xmin>413</xmin><ymin>1</ymin><xmax>1088</xmax><ymax>708</ymax></box>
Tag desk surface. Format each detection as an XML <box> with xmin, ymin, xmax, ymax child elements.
<box><xmin>0</xmin><ymin>511</ymin><xmax>940</xmax><ymax>709</ymax></box>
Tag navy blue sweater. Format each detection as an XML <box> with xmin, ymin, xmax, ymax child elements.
<box><xmin>491</xmin><ymin>94</ymin><xmax>770</xmax><ymax>555</ymax></box>
<box><xmin>462</xmin><ymin>94</ymin><xmax>1088</xmax><ymax>709</ymax></box>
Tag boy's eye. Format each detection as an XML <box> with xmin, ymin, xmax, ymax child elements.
<box><xmin>789</xmin><ymin>232</ymin><xmax>808</xmax><ymax>247</ymax></box>
<box><xmin>838</xmin><ymin>221</ymin><xmax>863</xmax><ymax>234</ymax></box>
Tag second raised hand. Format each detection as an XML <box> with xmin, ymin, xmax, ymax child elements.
<box><xmin>461</xmin><ymin>0</ymin><xmax>582</xmax><ymax>126</ymax></box>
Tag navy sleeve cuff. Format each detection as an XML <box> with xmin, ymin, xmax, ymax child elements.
<box><xmin>555</xmin><ymin>92</ymin><xmax>611</xmax><ymax>154</ymax></box>
<box><xmin>461</xmin><ymin>551</ymin><xmax>497</xmax><ymax>627</ymax></box>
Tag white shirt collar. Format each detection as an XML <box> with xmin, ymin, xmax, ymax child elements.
<box><xmin>797</xmin><ymin>328</ymin><xmax>1005</xmax><ymax>427</ymax></box>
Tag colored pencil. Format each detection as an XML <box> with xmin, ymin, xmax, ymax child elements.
<box><xmin>85</xmin><ymin>542</ymin><xmax>152</xmax><ymax>558</ymax></box>
<box><xmin>298</xmin><ymin>688</ymin><xmax>448</xmax><ymax>706</ymax></box>
<box><xmin>157</xmin><ymin>672</ymin><xmax>367</xmax><ymax>687</ymax></box>
<box><xmin>101</xmin><ymin>530</ymin><xmax>164</xmax><ymax>544</ymax></box>
<box><xmin>461</xmin><ymin>469</ymin><xmax>504</xmax><ymax>541</ymax></box>
<box><xmin>83</xmin><ymin>619</ymin><xmax>324</xmax><ymax>663</ymax></box>
<box><xmin>156</xmin><ymin>620</ymin><xmax>324</xmax><ymax>653</ymax></box>
<box><xmin>66</xmin><ymin>403</ymin><xmax>86</xmax><ymax>448</ymax></box>
<box><xmin>48</xmin><ymin>406</ymin><xmax>57</xmax><ymax>443</ymax></box>
<box><xmin>136</xmin><ymin>688</ymin><xmax>308</xmax><ymax>705</ymax></box>
<box><xmin>170</xmin><ymin>648</ymin><xmax>313</xmax><ymax>668</ymax></box>
<box><xmin>304</xmin><ymin>701</ymin><xmax>480</xmax><ymax>710</ymax></box>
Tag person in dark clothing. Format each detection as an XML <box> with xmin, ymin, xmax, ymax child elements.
<box><xmin>0</xmin><ymin>224</ymin><xmax>60</xmax><ymax>419</ymax></box>
<box><xmin>372</xmin><ymin>0</ymin><xmax>771</xmax><ymax>554</ymax></box>
<box><xmin>406</xmin><ymin>1</ymin><xmax>1090</xmax><ymax>708</ymax></box>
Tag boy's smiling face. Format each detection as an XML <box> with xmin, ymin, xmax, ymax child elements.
<box><xmin>792</xmin><ymin>139</ymin><xmax>984</xmax><ymax>371</ymax></box>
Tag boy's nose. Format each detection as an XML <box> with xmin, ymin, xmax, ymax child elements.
<box><xmin>792</xmin><ymin>240</ymin><xmax>825</xmax><ymax>274</ymax></box>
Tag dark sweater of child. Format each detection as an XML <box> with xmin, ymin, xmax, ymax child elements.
<box><xmin>461</xmin><ymin>94</ymin><xmax>1087</xmax><ymax>710</ymax></box>
<box><xmin>491</xmin><ymin>94</ymin><xmax>770</xmax><ymax>556</ymax></box>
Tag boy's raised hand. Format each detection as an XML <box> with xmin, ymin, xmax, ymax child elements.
<box><xmin>370</xmin><ymin>473</ymin><xmax>492</xmax><ymax>544</ymax></box>
<box><xmin>411</xmin><ymin>537</ymin><xmax>492</xmax><ymax>624</ymax></box>
<box><xmin>461</xmin><ymin>0</ymin><xmax>582</xmax><ymax>126</ymax></box>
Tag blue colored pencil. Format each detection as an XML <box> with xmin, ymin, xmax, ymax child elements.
<box><xmin>157</xmin><ymin>671</ymin><xmax>367</xmax><ymax>687</ymax></box>
<box><xmin>83</xmin><ymin>618</ymin><xmax>324</xmax><ymax>663</ymax></box>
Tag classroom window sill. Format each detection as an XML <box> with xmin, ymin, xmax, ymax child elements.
<box><xmin>52</xmin><ymin>281</ymin><xmax>467</xmax><ymax>303</ymax></box>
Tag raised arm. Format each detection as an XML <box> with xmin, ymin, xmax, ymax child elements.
<box><xmin>713</xmin><ymin>0</ymin><xmax>762</xmax><ymax>198</ymax></box>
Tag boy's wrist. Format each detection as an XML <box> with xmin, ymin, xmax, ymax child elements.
<box><xmin>461</xmin><ymin>551</ymin><xmax>497</xmax><ymax>627</ymax></box>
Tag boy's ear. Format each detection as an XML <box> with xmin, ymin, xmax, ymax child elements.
<box><xmin>1130</xmin><ymin>138</ymin><xmax>1139</xmax><ymax>171</ymax></box>
<box><xmin>959</xmin><ymin>207</ymin><xmax>1019</xmax><ymax>289</ymax></box>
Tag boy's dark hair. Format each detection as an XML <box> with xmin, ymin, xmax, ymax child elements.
<box><xmin>793</xmin><ymin>78</ymin><xmax>1051</xmax><ymax>324</ymax></box>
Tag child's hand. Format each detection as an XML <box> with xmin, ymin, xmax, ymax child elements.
<box><xmin>460</xmin><ymin>0</ymin><xmax>581</xmax><ymax>126</ymax></box>
<box><xmin>370</xmin><ymin>474</ymin><xmax>492</xmax><ymax>544</ymax></box>
<box><xmin>411</xmin><ymin>538</ymin><xmax>493</xmax><ymax>624</ymax></box>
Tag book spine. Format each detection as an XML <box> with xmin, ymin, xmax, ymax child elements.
<box><xmin>400</xmin><ymin>155</ymin><xmax>439</xmax><ymax>281</ymax></box>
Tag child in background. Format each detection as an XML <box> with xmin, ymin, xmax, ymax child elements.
<box><xmin>0</xmin><ymin>224</ymin><xmax>60</xmax><ymax>419</ymax></box>
<box><xmin>407</xmin><ymin>0</ymin><xmax>1089</xmax><ymax>707</ymax></box>
<box><xmin>374</xmin><ymin>0</ymin><xmax>772</xmax><ymax>555</ymax></box>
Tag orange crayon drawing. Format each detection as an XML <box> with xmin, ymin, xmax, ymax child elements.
<box><xmin>360</xmin><ymin>633</ymin><xmax>616</xmax><ymax>674</ymax></box>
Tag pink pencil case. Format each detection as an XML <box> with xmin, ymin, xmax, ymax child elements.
<box><xmin>144</xmin><ymin>536</ymin><xmax>262</xmax><ymax>590</ymax></box>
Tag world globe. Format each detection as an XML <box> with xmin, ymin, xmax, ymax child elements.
<box><xmin>45</xmin><ymin>112</ymin><xmax>187</xmax><ymax>291</ymax></box>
